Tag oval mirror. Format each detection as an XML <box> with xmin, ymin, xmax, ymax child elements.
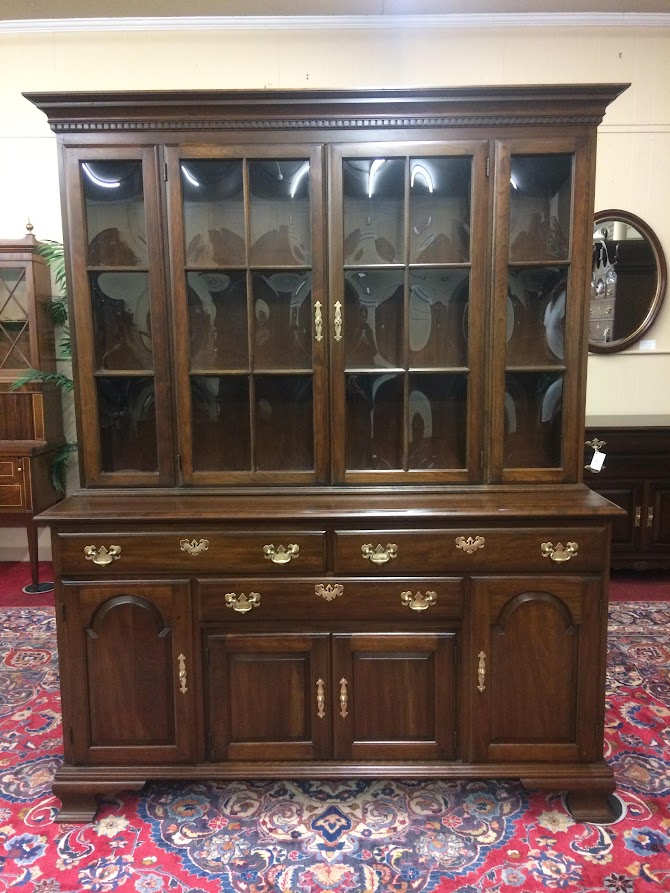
<box><xmin>589</xmin><ymin>209</ymin><xmax>667</xmax><ymax>353</ymax></box>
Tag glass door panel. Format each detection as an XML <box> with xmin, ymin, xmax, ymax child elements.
<box><xmin>171</xmin><ymin>148</ymin><xmax>324</xmax><ymax>483</ymax></box>
<box><xmin>508</xmin><ymin>155</ymin><xmax>572</xmax><ymax>263</ymax></box>
<box><xmin>83</xmin><ymin>161</ymin><xmax>148</xmax><ymax>267</ymax></box>
<box><xmin>0</xmin><ymin>267</ymin><xmax>30</xmax><ymax>370</ymax></box>
<box><xmin>333</xmin><ymin>143</ymin><xmax>487</xmax><ymax>482</ymax></box>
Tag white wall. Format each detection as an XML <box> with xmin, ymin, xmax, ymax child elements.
<box><xmin>1</xmin><ymin>17</ymin><xmax>668</xmax><ymax>559</ymax></box>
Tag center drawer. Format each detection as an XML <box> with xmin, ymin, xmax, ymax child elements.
<box><xmin>198</xmin><ymin>577</ymin><xmax>463</xmax><ymax>623</ymax></box>
<box><xmin>56</xmin><ymin>530</ymin><xmax>326</xmax><ymax>574</ymax></box>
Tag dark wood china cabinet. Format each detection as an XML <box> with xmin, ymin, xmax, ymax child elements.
<box><xmin>27</xmin><ymin>84</ymin><xmax>626</xmax><ymax>823</ymax></box>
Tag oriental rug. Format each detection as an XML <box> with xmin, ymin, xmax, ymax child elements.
<box><xmin>0</xmin><ymin>603</ymin><xmax>668</xmax><ymax>892</ymax></box>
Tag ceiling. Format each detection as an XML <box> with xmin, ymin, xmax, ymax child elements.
<box><xmin>2</xmin><ymin>0</ymin><xmax>669</xmax><ymax>18</ymax></box>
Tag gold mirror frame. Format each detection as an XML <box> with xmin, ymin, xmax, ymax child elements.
<box><xmin>588</xmin><ymin>209</ymin><xmax>667</xmax><ymax>354</ymax></box>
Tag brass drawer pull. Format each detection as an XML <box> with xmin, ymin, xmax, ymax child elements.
<box><xmin>647</xmin><ymin>506</ymin><xmax>654</xmax><ymax>528</ymax></box>
<box><xmin>401</xmin><ymin>590</ymin><xmax>436</xmax><ymax>612</ymax></box>
<box><xmin>334</xmin><ymin>300</ymin><xmax>343</xmax><ymax>342</ymax></box>
<box><xmin>225</xmin><ymin>591</ymin><xmax>261</xmax><ymax>613</ymax></box>
<box><xmin>316</xmin><ymin>678</ymin><xmax>326</xmax><ymax>718</ymax></box>
<box><xmin>314</xmin><ymin>300</ymin><xmax>323</xmax><ymax>342</ymax></box>
<box><xmin>455</xmin><ymin>535</ymin><xmax>485</xmax><ymax>553</ymax></box>
<box><xmin>361</xmin><ymin>543</ymin><xmax>398</xmax><ymax>564</ymax></box>
<box><xmin>263</xmin><ymin>543</ymin><xmax>299</xmax><ymax>564</ymax></box>
<box><xmin>585</xmin><ymin>438</ymin><xmax>605</xmax><ymax>451</ymax></box>
<box><xmin>316</xmin><ymin>583</ymin><xmax>343</xmax><ymax>601</ymax></box>
<box><xmin>84</xmin><ymin>545</ymin><xmax>121</xmax><ymax>566</ymax></box>
<box><xmin>177</xmin><ymin>653</ymin><xmax>188</xmax><ymax>694</ymax></box>
<box><xmin>477</xmin><ymin>651</ymin><xmax>486</xmax><ymax>693</ymax></box>
<box><xmin>541</xmin><ymin>541</ymin><xmax>578</xmax><ymax>563</ymax></box>
<box><xmin>180</xmin><ymin>538</ymin><xmax>209</xmax><ymax>556</ymax></box>
<box><xmin>634</xmin><ymin>506</ymin><xmax>641</xmax><ymax>527</ymax></box>
<box><xmin>339</xmin><ymin>677</ymin><xmax>348</xmax><ymax>718</ymax></box>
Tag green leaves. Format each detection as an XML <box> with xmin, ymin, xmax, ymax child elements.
<box><xmin>9</xmin><ymin>368</ymin><xmax>74</xmax><ymax>392</ymax></box>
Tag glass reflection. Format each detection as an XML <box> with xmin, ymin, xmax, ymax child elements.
<box><xmin>253</xmin><ymin>272</ymin><xmax>312</xmax><ymax>370</ymax></box>
<box><xmin>187</xmin><ymin>272</ymin><xmax>248</xmax><ymax>370</ymax></box>
<box><xmin>249</xmin><ymin>160</ymin><xmax>311</xmax><ymax>266</ymax></box>
<box><xmin>409</xmin><ymin>270</ymin><xmax>469</xmax><ymax>367</ymax></box>
<box><xmin>509</xmin><ymin>154</ymin><xmax>572</xmax><ymax>263</ymax></box>
<box><xmin>83</xmin><ymin>161</ymin><xmax>147</xmax><ymax>266</ymax></box>
<box><xmin>90</xmin><ymin>272</ymin><xmax>152</xmax><ymax>371</ymax></box>
<box><xmin>408</xmin><ymin>373</ymin><xmax>467</xmax><ymax>469</ymax></box>
<box><xmin>503</xmin><ymin>372</ymin><xmax>563</xmax><ymax>468</ymax></box>
<box><xmin>346</xmin><ymin>372</ymin><xmax>403</xmax><ymax>470</ymax></box>
<box><xmin>97</xmin><ymin>376</ymin><xmax>157</xmax><ymax>472</ymax></box>
<box><xmin>506</xmin><ymin>267</ymin><xmax>567</xmax><ymax>365</ymax></box>
<box><xmin>182</xmin><ymin>159</ymin><xmax>246</xmax><ymax>267</ymax></box>
<box><xmin>343</xmin><ymin>158</ymin><xmax>404</xmax><ymax>264</ymax></box>
<box><xmin>344</xmin><ymin>270</ymin><xmax>404</xmax><ymax>369</ymax></box>
<box><xmin>0</xmin><ymin>268</ymin><xmax>30</xmax><ymax>368</ymax></box>
<box><xmin>410</xmin><ymin>156</ymin><xmax>471</xmax><ymax>264</ymax></box>
<box><xmin>191</xmin><ymin>375</ymin><xmax>250</xmax><ymax>471</ymax></box>
<box><xmin>254</xmin><ymin>375</ymin><xmax>313</xmax><ymax>470</ymax></box>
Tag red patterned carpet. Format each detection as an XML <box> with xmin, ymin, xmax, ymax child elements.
<box><xmin>0</xmin><ymin>601</ymin><xmax>669</xmax><ymax>892</ymax></box>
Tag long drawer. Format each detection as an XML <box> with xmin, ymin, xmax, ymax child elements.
<box><xmin>56</xmin><ymin>530</ymin><xmax>327</xmax><ymax>574</ymax></box>
<box><xmin>198</xmin><ymin>577</ymin><xmax>463</xmax><ymax>623</ymax></box>
<box><xmin>334</xmin><ymin>527</ymin><xmax>608</xmax><ymax>573</ymax></box>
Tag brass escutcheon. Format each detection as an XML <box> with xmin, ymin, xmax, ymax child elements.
<box><xmin>541</xmin><ymin>541</ymin><xmax>578</xmax><ymax>563</ymax></box>
<box><xmin>585</xmin><ymin>438</ymin><xmax>606</xmax><ymax>451</ymax></box>
<box><xmin>455</xmin><ymin>535</ymin><xmax>485</xmax><ymax>554</ymax></box>
<box><xmin>334</xmin><ymin>300</ymin><xmax>343</xmax><ymax>342</ymax></box>
<box><xmin>316</xmin><ymin>678</ymin><xmax>326</xmax><ymax>718</ymax></box>
<box><xmin>180</xmin><ymin>538</ymin><xmax>209</xmax><ymax>556</ymax></box>
<box><xmin>225</xmin><ymin>591</ymin><xmax>261</xmax><ymax>613</ymax></box>
<box><xmin>84</xmin><ymin>544</ymin><xmax>121</xmax><ymax>566</ymax></box>
<box><xmin>401</xmin><ymin>590</ymin><xmax>437</xmax><ymax>612</ymax></box>
<box><xmin>361</xmin><ymin>543</ymin><xmax>398</xmax><ymax>565</ymax></box>
<box><xmin>339</xmin><ymin>678</ymin><xmax>348</xmax><ymax>718</ymax></box>
<box><xmin>314</xmin><ymin>300</ymin><xmax>323</xmax><ymax>343</ymax></box>
<box><xmin>477</xmin><ymin>651</ymin><xmax>486</xmax><ymax>693</ymax></box>
<box><xmin>177</xmin><ymin>653</ymin><xmax>188</xmax><ymax>694</ymax></box>
<box><xmin>263</xmin><ymin>544</ymin><xmax>299</xmax><ymax>564</ymax></box>
<box><xmin>315</xmin><ymin>583</ymin><xmax>344</xmax><ymax>601</ymax></box>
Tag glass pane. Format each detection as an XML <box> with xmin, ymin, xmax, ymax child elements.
<box><xmin>343</xmin><ymin>158</ymin><xmax>404</xmax><ymax>264</ymax></box>
<box><xmin>408</xmin><ymin>373</ymin><xmax>467</xmax><ymax>469</ymax></box>
<box><xmin>253</xmin><ymin>272</ymin><xmax>312</xmax><ymax>371</ymax></box>
<box><xmin>191</xmin><ymin>375</ymin><xmax>250</xmax><ymax>471</ymax></box>
<box><xmin>504</xmin><ymin>372</ymin><xmax>563</xmax><ymax>468</ymax></box>
<box><xmin>506</xmin><ymin>268</ymin><xmax>567</xmax><ymax>366</ymax></box>
<box><xmin>346</xmin><ymin>372</ymin><xmax>403</xmax><ymax>470</ymax></box>
<box><xmin>97</xmin><ymin>376</ymin><xmax>157</xmax><ymax>472</ymax></box>
<box><xmin>409</xmin><ymin>270</ymin><xmax>469</xmax><ymax>367</ymax></box>
<box><xmin>410</xmin><ymin>156</ymin><xmax>471</xmax><ymax>263</ymax></box>
<box><xmin>182</xmin><ymin>160</ymin><xmax>246</xmax><ymax>266</ymax></box>
<box><xmin>249</xmin><ymin>160</ymin><xmax>311</xmax><ymax>266</ymax></box>
<box><xmin>344</xmin><ymin>270</ymin><xmax>404</xmax><ymax>369</ymax></box>
<box><xmin>254</xmin><ymin>375</ymin><xmax>313</xmax><ymax>471</ymax></box>
<box><xmin>187</xmin><ymin>272</ymin><xmax>248</xmax><ymax>371</ymax></box>
<box><xmin>509</xmin><ymin>155</ymin><xmax>572</xmax><ymax>262</ymax></box>
<box><xmin>82</xmin><ymin>161</ymin><xmax>147</xmax><ymax>266</ymax></box>
<box><xmin>90</xmin><ymin>272</ymin><xmax>152</xmax><ymax>371</ymax></box>
<box><xmin>0</xmin><ymin>268</ymin><xmax>31</xmax><ymax>368</ymax></box>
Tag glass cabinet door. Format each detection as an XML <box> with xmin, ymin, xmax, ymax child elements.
<box><xmin>64</xmin><ymin>148</ymin><xmax>172</xmax><ymax>486</ymax></box>
<box><xmin>0</xmin><ymin>263</ymin><xmax>33</xmax><ymax>373</ymax></box>
<box><xmin>330</xmin><ymin>143</ymin><xmax>488</xmax><ymax>483</ymax></box>
<box><xmin>166</xmin><ymin>147</ymin><xmax>326</xmax><ymax>484</ymax></box>
<box><xmin>490</xmin><ymin>138</ymin><xmax>591</xmax><ymax>482</ymax></box>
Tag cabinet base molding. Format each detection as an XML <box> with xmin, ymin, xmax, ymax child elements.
<box><xmin>52</xmin><ymin>760</ymin><xmax>615</xmax><ymax>825</ymax></box>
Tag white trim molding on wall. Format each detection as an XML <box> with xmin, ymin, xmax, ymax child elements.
<box><xmin>2</xmin><ymin>13</ymin><xmax>670</xmax><ymax>34</ymax></box>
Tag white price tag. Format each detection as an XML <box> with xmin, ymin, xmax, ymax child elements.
<box><xmin>589</xmin><ymin>449</ymin><xmax>606</xmax><ymax>472</ymax></box>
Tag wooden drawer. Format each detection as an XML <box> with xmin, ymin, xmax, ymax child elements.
<box><xmin>198</xmin><ymin>577</ymin><xmax>463</xmax><ymax>623</ymax></box>
<box><xmin>56</xmin><ymin>530</ymin><xmax>327</xmax><ymax>574</ymax></box>
<box><xmin>334</xmin><ymin>527</ymin><xmax>607</xmax><ymax>573</ymax></box>
<box><xmin>0</xmin><ymin>460</ymin><xmax>25</xmax><ymax>509</ymax></box>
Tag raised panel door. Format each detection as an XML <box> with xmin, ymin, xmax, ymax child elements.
<box><xmin>646</xmin><ymin>480</ymin><xmax>670</xmax><ymax>553</ymax></box>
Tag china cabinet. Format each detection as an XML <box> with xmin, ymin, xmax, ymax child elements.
<box><xmin>28</xmin><ymin>84</ymin><xmax>626</xmax><ymax>823</ymax></box>
<box><xmin>0</xmin><ymin>231</ymin><xmax>63</xmax><ymax>591</ymax></box>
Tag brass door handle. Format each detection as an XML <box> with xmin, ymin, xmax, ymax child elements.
<box><xmin>84</xmin><ymin>545</ymin><xmax>121</xmax><ymax>566</ymax></box>
<box><xmin>225</xmin><ymin>591</ymin><xmax>261</xmax><ymax>613</ymax></box>
<box><xmin>339</xmin><ymin>678</ymin><xmax>348</xmax><ymax>718</ymax></box>
<box><xmin>647</xmin><ymin>506</ymin><xmax>654</xmax><ymax>528</ymax></box>
<box><xmin>401</xmin><ymin>590</ymin><xmax>436</xmax><ymax>611</ymax></box>
<box><xmin>334</xmin><ymin>300</ymin><xmax>343</xmax><ymax>342</ymax></box>
<box><xmin>177</xmin><ymin>653</ymin><xmax>188</xmax><ymax>694</ymax></box>
<box><xmin>541</xmin><ymin>541</ymin><xmax>578</xmax><ymax>563</ymax></box>
<box><xmin>314</xmin><ymin>300</ymin><xmax>323</xmax><ymax>342</ymax></box>
<box><xmin>316</xmin><ymin>678</ymin><xmax>326</xmax><ymax>718</ymax></box>
<box><xmin>361</xmin><ymin>543</ymin><xmax>398</xmax><ymax>564</ymax></box>
<box><xmin>477</xmin><ymin>651</ymin><xmax>486</xmax><ymax>693</ymax></box>
<box><xmin>180</xmin><ymin>538</ymin><xmax>209</xmax><ymax>556</ymax></box>
<box><xmin>263</xmin><ymin>544</ymin><xmax>299</xmax><ymax>564</ymax></box>
<box><xmin>634</xmin><ymin>506</ymin><xmax>641</xmax><ymax>527</ymax></box>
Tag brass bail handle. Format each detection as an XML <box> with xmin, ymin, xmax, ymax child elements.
<box><xmin>84</xmin><ymin>545</ymin><xmax>121</xmax><ymax>566</ymax></box>
<box><xmin>541</xmin><ymin>541</ymin><xmax>578</xmax><ymax>563</ymax></box>
<box><xmin>361</xmin><ymin>543</ymin><xmax>398</xmax><ymax>565</ymax></box>
<box><xmin>263</xmin><ymin>544</ymin><xmax>300</xmax><ymax>565</ymax></box>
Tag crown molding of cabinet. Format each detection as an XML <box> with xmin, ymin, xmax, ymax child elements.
<box><xmin>2</xmin><ymin>13</ymin><xmax>670</xmax><ymax>33</ymax></box>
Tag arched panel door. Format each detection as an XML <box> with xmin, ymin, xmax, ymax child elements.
<box><xmin>469</xmin><ymin>576</ymin><xmax>604</xmax><ymax>764</ymax></box>
<box><xmin>62</xmin><ymin>580</ymin><xmax>194</xmax><ymax>765</ymax></box>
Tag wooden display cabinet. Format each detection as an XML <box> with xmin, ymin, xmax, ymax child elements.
<box><xmin>0</xmin><ymin>232</ymin><xmax>63</xmax><ymax>591</ymax></box>
<box><xmin>28</xmin><ymin>85</ymin><xmax>626</xmax><ymax>823</ymax></box>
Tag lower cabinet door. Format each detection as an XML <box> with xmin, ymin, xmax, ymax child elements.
<box><xmin>470</xmin><ymin>576</ymin><xmax>603</xmax><ymax>763</ymax></box>
<box><xmin>206</xmin><ymin>633</ymin><xmax>331</xmax><ymax>761</ymax></box>
<box><xmin>331</xmin><ymin>633</ymin><xmax>457</xmax><ymax>760</ymax></box>
<box><xmin>647</xmin><ymin>480</ymin><xmax>670</xmax><ymax>553</ymax></box>
<box><xmin>63</xmin><ymin>580</ymin><xmax>195</xmax><ymax>765</ymax></box>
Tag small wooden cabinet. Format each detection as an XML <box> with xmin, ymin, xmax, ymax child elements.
<box><xmin>0</xmin><ymin>233</ymin><xmax>63</xmax><ymax>589</ymax></box>
<box><xmin>585</xmin><ymin>422</ymin><xmax>670</xmax><ymax>569</ymax></box>
<box><xmin>29</xmin><ymin>85</ymin><xmax>626</xmax><ymax>824</ymax></box>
